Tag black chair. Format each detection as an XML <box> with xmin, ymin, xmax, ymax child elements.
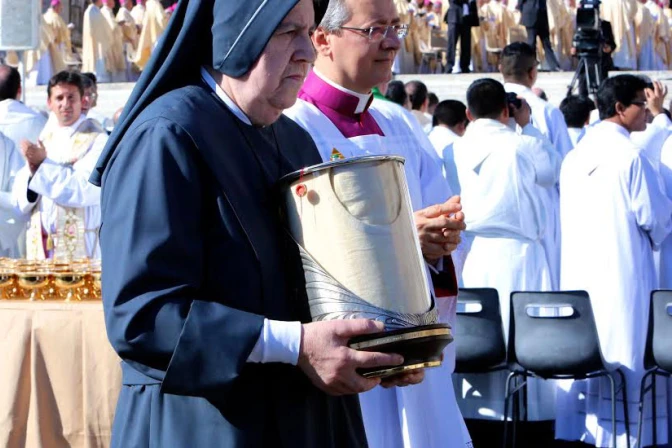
<box><xmin>503</xmin><ymin>291</ymin><xmax>630</xmax><ymax>448</ymax></box>
<box><xmin>635</xmin><ymin>290</ymin><xmax>672</xmax><ymax>448</ymax></box>
<box><xmin>454</xmin><ymin>288</ymin><xmax>507</xmax><ymax>374</ymax></box>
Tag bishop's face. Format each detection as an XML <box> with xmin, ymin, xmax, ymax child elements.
<box><xmin>318</xmin><ymin>0</ymin><xmax>402</xmax><ymax>93</ymax></box>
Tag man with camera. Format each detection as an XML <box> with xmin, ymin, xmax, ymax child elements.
<box><xmin>501</xmin><ymin>42</ymin><xmax>572</xmax><ymax>294</ymax></box>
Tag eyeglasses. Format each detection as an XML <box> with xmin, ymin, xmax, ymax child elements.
<box><xmin>338</xmin><ymin>24</ymin><xmax>409</xmax><ymax>41</ymax></box>
<box><xmin>630</xmin><ymin>100</ymin><xmax>647</xmax><ymax>108</ymax></box>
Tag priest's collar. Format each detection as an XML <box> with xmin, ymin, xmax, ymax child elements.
<box><xmin>303</xmin><ymin>69</ymin><xmax>373</xmax><ymax>115</ymax></box>
<box><xmin>42</xmin><ymin>114</ymin><xmax>86</xmax><ymax>141</ymax></box>
<box><xmin>599</xmin><ymin>120</ymin><xmax>631</xmax><ymax>138</ymax></box>
<box><xmin>200</xmin><ymin>66</ymin><xmax>252</xmax><ymax>126</ymax></box>
<box><xmin>503</xmin><ymin>82</ymin><xmax>529</xmax><ymax>95</ymax></box>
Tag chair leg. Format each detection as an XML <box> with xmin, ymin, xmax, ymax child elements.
<box><xmin>522</xmin><ymin>373</ymin><xmax>529</xmax><ymax>422</ymax></box>
<box><xmin>513</xmin><ymin>375</ymin><xmax>519</xmax><ymax>448</ymax></box>
<box><xmin>635</xmin><ymin>369</ymin><xmax>656</xmax><ymax>448</ymax></box>
<box><xmin>503</xmin><ymin>371</ymin><xmax>517</xmax><ymax>448</ymax></box>
<box><xmin>607</xmin><ymin>372</ymin><xmax>618</xmax><ymax>448</ymax></box>
<box><xmin>652</xmin><ymin>371</ymin><xmax>657</xmax><ymax>447</ymax></box>
<box><xmin>615</xmin><ymin>369</ymin><xmax>631</xmax><ymax>448</ymax></box>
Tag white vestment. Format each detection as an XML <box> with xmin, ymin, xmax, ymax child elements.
<box><xmin>130</xmin><ymin>4</ymin><xmax>146</xmax><ymax>27</ymax></box>
<box><xmin>428</xmin><ymin>126</ymin><xmax>461</xmax><ymax>195</ymax></box>
<box><xmin>659</xmin><ymin>132</ymin><xmax>672</xmax><ymax>289</ymax></box>
<box><xmin>12</xmin><ymin>115</ymin><xmax>107</xmax><ymax>259</ymax></box>
<box><xmin>505</xmin><ymin>82</ymin><xmax>572</xmax><ymax>291</ymax></box>
<box><xmin>452</xmin><ymin>118</ymin><xmax>560</xmax><ymax>422</ymax></box>
<box><xmin>556</xmin><ymin>121</ymin><xmax>672</xmax><ymax>448</ymax></box>
<box><xmin>0</xmin><ymin>99</ymin><xmax>47</xmax><ymax>149</ymax></box>
<box><xmin>634</xmin><ymin>114</ymin><xmax>672</xmax><ymax>292</ymax></box>
<box><xmin>285</xmin><ymin>95</ymin><xmax>472</xmax><ymax>448</ymax></box>
<box><xmin>567</xmin><ymin>127</ymin><xmax>584</xmax><ymax>148</ymax></box>
<box><xmin>0</xmin><ymin>133</ymin><xmax>25</xmax><ymax>257</ymax></box>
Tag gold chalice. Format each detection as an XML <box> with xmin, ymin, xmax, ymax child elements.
<box><xmin>0</xmin><ymin>270</ymin><xmax>15</xmax><ymax>299</ymax></box>
<box><xmin>53</xmin><ymin>271</ymin><xmax>87</xmax><ymax>302</ymax></box>
<box><xmin>16</xmin><ymin>272</ymin><xmax>51</xmax><ymax>301</ymax></box>
<box><xmin>86</xmin><ymin>270</ymin><xmax>101</xmax><ymax>300</ymax></box>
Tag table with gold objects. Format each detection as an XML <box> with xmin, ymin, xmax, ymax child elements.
<box><xmin>0</xmin><ymin>259</ymin><xmax>121</xmax><ymax>448</ymax></box>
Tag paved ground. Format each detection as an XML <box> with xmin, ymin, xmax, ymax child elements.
<box><xmin>24</xmin><ymin>70</ymin><xmax>672</xmax><ymax>121</ymax></box>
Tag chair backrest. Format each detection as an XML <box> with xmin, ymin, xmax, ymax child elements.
<box><xmin>650</xmin><ymin>290</ymin><xmax>672</xmax><ymax>372</ymax></box>
<box><xmin>454</xmin><ymin>288</ymin><xmax>506</xmax><ymax>373</ymax></box>
<box><xmin>509</xmin><ymin>291</ymin><xmax>605</xmax><ymax>378</ymax></box>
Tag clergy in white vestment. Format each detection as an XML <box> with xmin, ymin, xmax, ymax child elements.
<box><xmin>559</xmin><ymin>95</ymin><xmax>595</xmax><ymax>148</ymax></box>
<box><xmin>0</xmin><ymin>65</ymin><xmax>48</xmax><ymax>148</ymax></box>
<box><xmin>130</xmin><ymin>0</ymin><xmax>145</xmax><ymax>27</ymax></box>
<box><xmin>644</xmin><ymin>0</ymin><xmax>671</xmax><ymax>70</ymax></box>
<box><xmin>0</xmin><ymin>132</ymin><xmax>23</xmax><ymax>257</ymax></box>
<box><xmin>556</xmin><ymin>74</ymin><xmax>672</xmax><ymax>448</ymax></box>
<box><xmin>133</xmin><ymin>0</ymin><xmax>167</xmax><ymax>70</ymax></box>
<box><xmin>0</xmin><ymin>65</ymin><xmax>44</xmax><ymax>257</ymax></box>
<box><xmin>101</xmin><ymin>0</ymin><xmax>129</xmax><ymax>82</ymax></box>
<box><xmin>23</xmin><ymin>16</ymin><xmax>57</xmax><ymax>87</ymax></box>
<box><xmin>82</xmin><ymin>0</ymin><xmax>116</xmax><ymax>83</ymax></box>
<box><xmin>427</xmin><ymin>99</ymin><xmax>468</xmax><ymax>195</ymax></box>
<box><xmin>601</xmin><ymin>0</ymin><xmax>638</xmax><ymax>69</ymax></box>
<box><xmin>501</xmin><ymin>42</ymin><xmax>571</xmax><ymax>291</ymax></box>
<box><xmin>43</xmin><ymin>0</ymin><xmax>72</xmax><ymax>74</ymax></box>
<box><xmin>452</xmin><ymin>79</ymin><xmax>560</xmax><ymax>428</ymax></box>
<box><xmin>285</xmin><ymin>0</ymin><xmax>473</xmax><ymax>446</ymax></box>
<box><xmin>635</xmin><ymin>0</ymin><xmax>657</xmax><ymax>70</ymax></box>
<box><xmin>12</xmin><ymin>71</ymin><xmax>106</xmax><ymax>260</ymax></box>
<box><xmin>659</xmin><ymin>119</ymin><xmax>672</xmax><ymax>288</ymax></box>
<box><xmin>116</xmin><ymin>0</ymin><xmax>141</xmax><ymax>81</ymax></box>
<box><xmin>406</xmin><ymin>80</ymin><xmax>434</xmax><ymax>132</ymax></box>
<box><xmin>629</xmin><ymin>83</ymin><xmax>672</xmax><ymax>291</ymax></box>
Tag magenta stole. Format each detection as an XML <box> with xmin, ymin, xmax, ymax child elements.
<box><xmin>297</xmin><ymin>70</ymin><xmax>384</xmax><ymax>138</ymax></box>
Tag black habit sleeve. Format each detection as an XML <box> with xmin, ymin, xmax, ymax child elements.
<box><xmin>100</xmin><ymin>117</ymin><xmax>265</xmax><ymax>398</ymax></box>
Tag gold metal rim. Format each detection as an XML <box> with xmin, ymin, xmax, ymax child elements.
<box><xmin>349</xmin><ymin>328</ymin><xmax>451</xmax><ymax>350</ymax></box>
<box><xmin>361</xmin><ymin>361</ymin><xmax>442</xmax><ymax>378</ymax></box>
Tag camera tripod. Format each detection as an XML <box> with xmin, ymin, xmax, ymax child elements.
<box><xmin>567</xmin><ymin>54</ymin><xmax>603</xmax><ymax>98</ymax></box>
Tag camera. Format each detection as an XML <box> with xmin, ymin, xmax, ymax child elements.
<box><xmin>573</xmin><ymin>0</ymin><xmax>603</xmax><ymax>56</ymax></box>
<box><xmin>506</xmin><ymin>92</ymin><xmax>522</xmax><ymax>116</ymax></box>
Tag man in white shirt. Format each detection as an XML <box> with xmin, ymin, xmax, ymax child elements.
<box><xmin>452</xmin><ymin>78</ymin><xmax>560</xmax><ymax>438</ymax></box>
<box><xmin>427</xmin><ymin>99</ymin><xmax>467</xmax><ymax>194</ymax></box>
<box><xmin>405</xmin><ymin>80</ymin><xmax>433</xmax><ymax>131</ymax></box>
<box><xmin>0</xmin><ymin>65</ymin><xmax>40</xmax><ymax>257</ymax></box>
<box><xmin>13</xmin><ymin>71</ymin><xmax>107</xmax><ymax>259</ymax></box>
<box><xmin>557</xmin><ymin>74</ymin><xmax>672</xmax><ymax>448</ymax></box>
<box><xmin>559</xmin><ymin>94</ymin><xmax>595</xmax><ymax>148</ymax></box>
<box><xmin>500</xmin><ymin>41</ymin><xmax>572</xmax><ymax>290</ymax></box>
<box><xmin>0</xmin><ymin>65</ymin><xmax>47</xmax><ymax>148</ymax></box>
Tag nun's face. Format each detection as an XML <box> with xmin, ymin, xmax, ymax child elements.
<box><xmin>225</xmin><ymin>0</ymin><xmax>315</xmax><ymax>126</ymax></box>
<box><xmin>313</xmin><ymin>0</ymin><xmax>401</xmax><ymax>93</ymax></box>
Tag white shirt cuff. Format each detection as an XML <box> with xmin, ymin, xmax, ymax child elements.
<box><xmin>247</xmin><ymin>319</ymin><xmax>302</xmax><ymax>365</ymax></box>
<box><xmin>426</xmin><ymin>257</ymin><xmax>444</xmax><ymax>274</ymax></box>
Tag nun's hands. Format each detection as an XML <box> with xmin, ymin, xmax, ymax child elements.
<box><xmin>298</xmin><ymin>319</ymin><xmax>404</xmax><ymax>396</ymax></box>
<box><xmin>414</xmin><ymin>196</ymin><xmax>466</xmax><ymax>263</ymax></box>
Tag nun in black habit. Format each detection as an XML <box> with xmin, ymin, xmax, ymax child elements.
<box><xmin>90</xmin><ymin>0</ymin><xmax>405</xmax><ymax>446</ymax></box>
